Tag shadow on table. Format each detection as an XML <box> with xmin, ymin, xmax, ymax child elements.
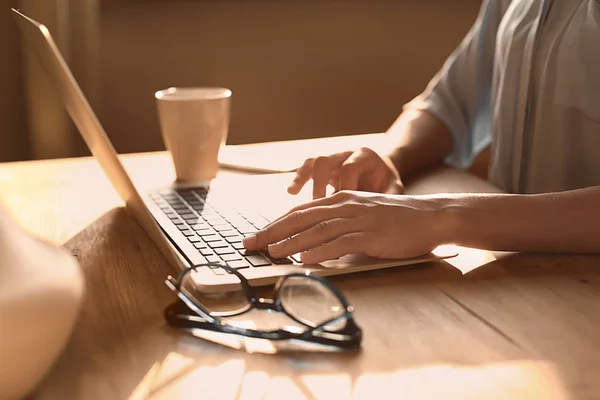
<box><xmin>31</xmin><ymin>206</ymin><xmax>600</xmax><ymax>400</ymax></box>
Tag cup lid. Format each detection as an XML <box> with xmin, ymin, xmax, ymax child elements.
<box><xmin>155</xmin><ymin>87</ymin><xmax>232</xmax><ymax>101</ymax></box>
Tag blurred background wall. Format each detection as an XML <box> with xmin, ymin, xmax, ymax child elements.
<box><xmin>1</xmin><ymin>0</ymin><xmax>482</xmax><ymax>162</ymax></box>
<box><xmin>0</xmin><ymin>0</ymin><xmax>27</xmax><ymax>162</ymax></box>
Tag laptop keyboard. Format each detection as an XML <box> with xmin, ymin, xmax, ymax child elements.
<box><xmin>149</xmin><ymin>188</ymin><xmax>298</xmax><ymax>275</ymax></box>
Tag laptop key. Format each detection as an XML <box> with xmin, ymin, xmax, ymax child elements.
<box><xmin>219</xmin><ymin>230</ymin><xmax>239</xmax><ymax>237</ymax></box>
<box><xmin>190</xmin><ymin>223</ymin><xmax>210</xmax><ymax>231</ymax></box>
<box><xmin>263</xmin><ymin>252</ymin><xmax>293</xmax><ymax>265</ymax></box>
<box><xmin>228</xmin><ymin>260</ymin><xmax>250</xmax><ymax>269</ymax></box>
<box><xmin>213</xmin><ymin>224</ymin><xmax>234</xmax><ymax>232</ymax></box>
<box><xmin>179</xmin><ymin>194</ymin><xmax>197</xmax><ymax>202</ymax></box>
<box><xmin>184</xmin><ymin>251</ymin><xmax>206</xmax><ymax>267</ymax></box>
<box><xmin>232</xmin><ymin>242</ymin><xmax>245</xmax><ymax>250</ymax></box>
<box><xmin>207</xmin><ymin>240</ymin><xmax>229</xmax><ymax>249</ymax></box>
<box><xmin>198</xmin><ymin>207</ymin><xmax>217</xmax><ymax>214</ymax></box>
<box><xmin>226</xmin><ymin>235</ymin><xmax>244</xmax><ymax>244</ymax></box>
<box><xmin>237</xmin><ymin>226</ymin><xmax>257</xmax><ymax>235</ymax></box>
<box><xmin>181</xmin><ymin>230</ymin><xmax>195</xmax><ymax>237</ymax></box>
<box><xmin>202</xmin><ymin>234</ymin><xmax>221</xmax><ymax>242</ymax></box>
<box><xmin>221</xmin><ymin>253</ymin><xmax>243</xmax><ymax>262</ymax></box>
<box><xmin>239</xmin><ymin>249</ymin><xmax>260</xmax><ymax>256</ymax></box>
<box><xmin>193</xmin><ymin>242</ymin><xmax>207</xmax><ymax>250</ymax></box>
<box><xmin>200</xmin><ymin>249</ymin><xmax>215</xmax><ymax>256</ymax></box>
<box><xmin>176</xmin><ymin>224</ymin><xmax>188</xmax><ymax>231</ymax></box>
<box><xmin>187</xmin><ymin>236</ymin><xmax>203</xmax><ymax>243</ymax></box>
<box><xmin>215</xmin><ymin>246</ymin><xmax>236</xmax><ymax>255</ymax></box>
<box><xmin>191</xmin><ymin>204</ymin><xmax>208</xmax><ymax>212</ymax></box>
<box><xmin>197</xmin><ymin>229</ymin><xmax>218</xmax><ymax>237</ymax></box>
<box><xmin>245</xmin><ymin>255</ymin><xmax>272</xmax><ymax>267</ymax></box>
<box><xmin>206</xmin><ymin>217</ymin><xmax>227</xmax><ymax>226</ymax></box>
<box><xmin>220</xmin><ymin>211</ymin><xmax>241</xmax><ymax>220</ymax></box>
<box><xmin>227</xmin><ymin>217</ymin><xmax>248</xmax><ymax>226</ymax></box>
<box><xmin>245</xmin><ymin>214</ymin><xmax>270</xmax><ymax>229</ymax></box>
<box><xmin>206</xmin><ymin>255</ymin><xmax>221</xmax><ymax>263</ymax></box>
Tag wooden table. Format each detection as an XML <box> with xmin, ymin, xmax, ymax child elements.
<box><xmin>2</xmin><ymin>138</ymin><xmax>600</xmax><ymax>400</ymax></box>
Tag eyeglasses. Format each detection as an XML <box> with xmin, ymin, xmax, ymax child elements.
<box><xmin>164</xmin><ymin>263</ymin><xmax>362</xmax><ymax>350</ymax></box>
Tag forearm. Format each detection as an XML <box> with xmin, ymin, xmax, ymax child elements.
<box><xmin>384</xmin><ymin>108</ymin><xmax>454</xmax><ymax>178</ymax></box>
<box><xmin>436</xmin><ymin>186</ymin><xmax>600</xmax><ymax>253</ymax></box>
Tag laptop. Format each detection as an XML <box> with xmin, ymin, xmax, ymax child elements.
<box><xmin>12</xmin><ymin>9</ymin><xmax>451</xmax><ymax>290</ymax></box>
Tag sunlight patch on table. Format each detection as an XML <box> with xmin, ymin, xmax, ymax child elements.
<box><xmin>350</xmin><ymin>360</ymin><xmax>565</xmax><ymax>400</ymax></box>
<box><xmin>129</xmin><ymin>353</ymin><xmax>246</xmax><ymax>400</ymax></box>
<box><xmin>433</xmin><ymin>244</ymin><xmax>500</xmax><ymax>274</ymax></box>
<box><xmin>237</xmin><ymin>371</ymin><xmax>271</xmax><ymax>400</ymax></box>
<box><xmin>301</xmin><ymin>374</ymin><xmax>353</xmax><ymax>400</ymax></box>
<box><xmin>130</xmin><ymin>353</ymin><xmax>566</xmax><ymax>400</ymax></box>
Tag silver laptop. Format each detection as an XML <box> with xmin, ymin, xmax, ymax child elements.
<box><xmin>13</xmin><ymin>8</ymin><xmax>449</xmax><ymax>290</ymax></box>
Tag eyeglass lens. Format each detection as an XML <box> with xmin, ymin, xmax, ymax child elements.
<box><xmin>278</xmin><ymin>276</ymin><xmax>346</xmax><ymax>330</ymax></box>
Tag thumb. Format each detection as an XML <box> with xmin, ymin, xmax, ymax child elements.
<box><xmin>386</xmin><ymin>179</ymin><xmax>405</xmax><ymax>194</ymax></box>
<box><xmin>339</xmin><ymin>148</ymin><xmax>378</xmax><ymax>191</ymax></box>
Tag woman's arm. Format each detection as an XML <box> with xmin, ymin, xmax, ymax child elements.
<box><xmin>439</xmin><ymin>186</ymin><xmax>600</xmax><ymax>253</ymax></box>
<box><xmin>244</xmin><ymin>186</ymin><xmax>600</xmax><ymax>263</ymax></box>
<box><xmin>383</xmin><ymin>109</ymin><xmax>454</xmax><ymax>178</ymax></box>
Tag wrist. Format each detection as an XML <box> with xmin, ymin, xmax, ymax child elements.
<box><xmin>426</xmin><ymin>195</ymin><xmax>478</xmax><ymax>247</ymax></box>
<box><xmin>429</xmin><ymin>196</ymin><xmax>460</xmax><ymax>246</ymax></box>
<box><xmin>427</xmin><ymin>193</ymin><xmax>526</xmax><ymax>250</ymax></box>
<box><xmin>404</xmin><ymin>195</ymin><xmax>464</xmax><ymax>247</ymax></box>
<box><xmin>384</xmin><ymin>146</ymin><xmax>407</xmax><ymax>177</ymax></box>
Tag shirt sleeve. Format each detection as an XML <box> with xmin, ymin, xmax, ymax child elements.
<box><xmin>404</xmin><ymin>0</ymin><xmax>510</xmax><ymax>169</ymax></box>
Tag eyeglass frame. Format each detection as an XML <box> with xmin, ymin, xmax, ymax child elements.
<box><xmin>164</xmin><ymin>262</ymin><xmax>363</xmax><ymax>350</ymax></box>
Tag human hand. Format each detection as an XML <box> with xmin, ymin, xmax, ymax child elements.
<box><xmin>243</xmin><ymin>190</ymin><xmax>446</xmax><ymax>264</ymax></box>
<box><xmin>287</xmin><ymin>147</ymin><xmax>404</xmax><ymax>199</ymax></box>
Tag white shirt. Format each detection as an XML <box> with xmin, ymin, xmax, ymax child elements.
<box><xmin>406</xmin><ymin>0</ymin><xmax>600</xmax><ymax>194</ymax></box>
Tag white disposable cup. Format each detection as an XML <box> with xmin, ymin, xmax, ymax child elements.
<box><xmin>155</xmin><ymin>87</ymin><xmax>231</xmax><ymax>182</ymax></box>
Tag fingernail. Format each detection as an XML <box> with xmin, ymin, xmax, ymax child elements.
<box><xmin>242</xmin><ymin>234</ymin><xmax>256</xmax><ymax>248</ymax></box>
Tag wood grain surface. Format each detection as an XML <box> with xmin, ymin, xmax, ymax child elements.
<box><xmin>2</xmin><ymin>138</ymin><xmax>599</xmax><ymax>399</ymax></box>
